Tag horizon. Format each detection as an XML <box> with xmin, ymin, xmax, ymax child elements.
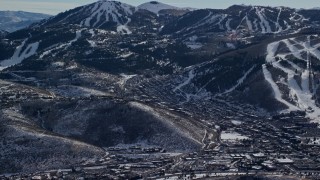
<box><xmin>0</xmin><ymin>0</ymin><xmax>319</xmax><ymax>15</ymax></box>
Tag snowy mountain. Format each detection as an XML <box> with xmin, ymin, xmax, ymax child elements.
<box><xmin>2</xmin><ymin>0</ymin><xmax>320</xmax><ymax>176</ymax></box>
<box><xmin>3</xmin><ymin>2</ymin><xmax>320</xmax><ymax>123</ymax></box>
<box><xmin>2</xmin><ymin>1</ymin><xmax>320</xmax><ymax>125</ymax></box>
<box><xmin>39</xmin><ymin>0</ymin><xmax>192</xmax><ymax>34</ymax></box>
<box><xmin>161</xmin><ymin>5</ymin><xmax>319</xmax><ymax>37</ymax></box>
<box><xmin>0</xmin><ymin>11</ymin><xmax>51</xmax><ymax>32</ymax></box>
<box><xmin>50</xmin><ymin>1</ymin><xmax>135</xmax><ymax>31</ymax></box>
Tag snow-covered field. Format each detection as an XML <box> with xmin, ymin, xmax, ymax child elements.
<box><xmin>220</xmin><ymin>131</ymin><xmax>249</xmax><ymax>142</ymax></box>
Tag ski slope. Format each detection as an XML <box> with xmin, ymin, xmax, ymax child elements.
<box><xmin>262</xmin><ymin>35</ymin><xmax>320</xmax><ymax>120</ymax></box>
<box><xmin>80</xmin><ymin>1</ymin><xmax>135</xmax><ymax>29</ymax></box>
<box><xmin>0</xmin><ymin>39</ymin><xmax>39</xmax><ymax>71</ymax></box>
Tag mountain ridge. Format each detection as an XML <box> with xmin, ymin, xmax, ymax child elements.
<box><xmin>0</xmin><ymin>11</ymin><xmax>51</xmax><ymax>32</ymax></box>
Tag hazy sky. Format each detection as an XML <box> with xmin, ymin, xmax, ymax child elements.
<box><xmin>0</xmin><ymin>0</ymin><xmax>319</xmax><ymax>15</ymax></box>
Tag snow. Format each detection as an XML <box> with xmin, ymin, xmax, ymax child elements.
<box><xmin>231</xmin><ymin>120</ymin><xmax>242</xmax><ymax>125</ymax></box>
<box><xmin>276</xmin><ymin>158</ymin><xmax>293</xmax><ymax>163</ymax></box>
<box><xmin>51</xmin><ymin>61</ymin><xmax>65</xmax><ymax>67</ymax></box>
<box><xmin>262</xmin><ymin>64</ymin><xmax>298</xmax><ymax>111</ymax></box>
<box><xmin>180</xmin><ymin>13</ymin><xmax>226</xmax><ymax>34</ymax></box>
<box><xmin>263</xmin><ymin>36</ymin><xmax>320</xmax><ymax>120</ymax></box>
<box><xmin>129</xmin><ymin>101</ymin><xmax>202</xmax><ymax>145</ymax></box>
<box><xmin>225</xmin><ymin>18</ymin><xmax>232</xmax><ymax>31</ymax></box>
<box><xmin>221</xmin><ymin>131</ymin><xmax>249</xmax><ymax>142</ymax></box>
<box><xmin>0</xmin><ymin>39</ymin><xmax>39</xmax><ymax>71</ymax></box>
<box><xmin>120</xmin><ymin>52</ymin><xmax>134</xmax><ymax>58</ymax></box>
<box><xmin>71</xmin><ymin>30</ymin><xmax>82</xmax><ymax>43</ymax></box>
<box><xmin>255</xmin><ymin>7</ymin><xmax>272</xmax><ymax>33</ymax></box>
<box><xmin>80</xmin><ymin>1</ymin><xmax>135</xmax><ymax>29</ymax></box>
<box><xmin>187</xmin><ymin>44</ymin><xmax>203</xmax><ymax>49</ymax></box>
<box><xmin>253</xmin><ymin>18</ymin><xmax>259</xmax><ymax>31</ymax></box>
<box><xmin>40</xmin><ymin>29</ymin><xmax>82</xmax><ymax>58</ymax></box>
<box><xmin>138</xmin><ymin>1</ymin><xmax>180</xmax><ymax>14</ymax></box>
<box><xmin>118</xmin><ymin>73</ymin><xmax>137</xmax><ymax>87</ymax></box>
<box><xmin>252</xmin><ymin>153</ymin><xmax>265</xmax><ymax>157</ymax></box>
<box><xmin>52</xmin><ymin>85</ymin><xmax>108</xmax><ymax>98</ymax></box>
<box><xmin>273</xmin><ymin>60</ymin><xmax>320</xmax><ymax>119</ymax></box>
<box><xmin>282</xmin><ymin>39</ymin><xmax>302</xmax><ymax>59</ymax></box>
<box><xmin>245</xmin><ymin>15</ymin><xmax>254</xmax><ymax>32</ymax></box>
<box><xmin>266</xmin><ymin>41</ymin><xmax>280</xmax><ymax>63</ymax></box>
<box><xmin>275</xmin><ymin>8</ymin><xmax>283</xmax><ymax>32</ymax></box>
<box><xmin>226</xmin><ymin>43</ymin><xmax>236</xmax><ymax>49</ymax></box>
<box><xmin>117</xmin><ymin>18</ymin><xmax>132</xmax><ymax>34</ymax></box>
<box><xmin>87</xmin><ymin>40</ymin><xmax>97</xmax><ymax>47</ymax></box>
<box><xmin>89</xmin><ymin>29</ymin><xmax>95</xmax><ymax>36</ymax></box>
<box><xmin>87</xmin><ymin>29</ymin><xmax>97</xmax><ymax>47</ymax></box>
<box><xmin>173</xmin><ymin>69</ymin><xmax>195</xmax><ymax>92</ymax></box>
<box><xmin>185</xmin><ymin>35</ymin><xmax>203</xmax><ymax>49</ymax></box>
<box><xmin>223</xmin><ymin>66</ymin><xmax>255</xmax><ymax>94</ymax></box>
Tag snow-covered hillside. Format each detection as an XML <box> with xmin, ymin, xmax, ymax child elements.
<box><xmin>0</xmin><ymin>38</ymin><xmax>39</xmax><ymax>71</ymax></box>
<box><xmin>161</xmin><ymin>5</ymin><xmax>318</xmax><ymax>37</ymax></box>
<box><xmin>3</xmin><ymin>1</ymin><xmax>320</xmax><ymax>177</ymax></box>
<box><xmin>263</xmin><ymin>35</ymin><xmax>320</xmax><ymax>120</ymax></box>
<box><xmin>41</xmin><ymin>0</ymin><xmax>136</xmax><ymax>34</ymax></box>
<box><xmin>80</xmin><ymin>1</ymin><xmax>135</xmax><ymax>29</ymax></box>
<box><xmin>0</xmin><ymin>11</ymin><xmax>50</xmax><ymax>32</ymax></box>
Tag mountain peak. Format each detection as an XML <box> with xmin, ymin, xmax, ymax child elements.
<box><xmin>138</xmin><ymin>1</ymin><xmax>180</xmax><ymax>14</ymax></box>
<box><xmin>149</xmin><ymin>1</ymin><xmax>160</xmax><ymax>4</ymax></box>
<box><xmin>40</xmin><ymin>0</ymin><xmax>136</xmax><ymax>32</ymax></box>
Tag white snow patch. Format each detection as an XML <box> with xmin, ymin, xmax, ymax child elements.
<box><xmin>226</xmin><ymin>43</ymin><xmax>236</xmax><ymax>49</ymax></box>
<box><xmin>40</xmin><ymin>29</ymin><xmax>82</xmax><ymax>59</ymax></box>
<box><xmin>282</xmin><ymin>39</ymin><xmax>302</xmax><ymax>59</ymax></box>
<box><xmin>120</xmin><ymin>52</ymin><xmax>134</xmax><ymax>58</ymax></box>
<box><xmin>117</xmin><ymin>18</ymin><xmax>132</xmax><ymax>34</ymax></box>
<box><xmin>173</xmin><ymin>69</ymin><xmax>195</xmax><ymax>92</ymax></box>
<box><xmin>87</xmin><ymin>40</ymin><xmax>97</xmax><ymax>47</ymax></box>
<box><xmin>118</xmin><ymin>74</ymin><xmax>137</xmax><ymax>88</ymax></box>
<box><xmin>275</xmin><ymin>8</ymin><xmax>283</xmax><ymax>32</ymax></box>
<box><xmin>53</xmin><ymin>85</ymin><xmax>107</xmax><ymax>98</ymax></box>
<box><xmin>231</xmin><ymin>120</ymin><xmax>242</xmax><ymax>125</ymax></box>
<box><xmin>226</xmin><ymin>18</ymin><xmax>232</xmax><ymax>31</ymax></box>
<box><xmin>51</xmin><ymin>61</ymin><xmax>65</xmax><ymax>68</ymax></box>
<box><xmin>186</xmin><ymin>43</ymin><xmax>203</xmax><ymax>49</ymax></box>
<box><xmin>223</xmin><ymin>66</ymin><xmax>255</xmax><ymax>94</ymax></box>
<box><xmin>262</xmin><ymin>64</ymin><xmax>297</xmax><ymax>111</ymax></box>
<box><xmin>276</xmin><ymin>158</ymin><xmax>293</xmax><ymax>163</ymax></box>
<box><xmin>245</xmin><ymin>15</ymin><xmax>254</xmax><ymax>32</ymax></box>
<box><xmin>0</xmin><ymin>39</ymin><xmax>39</xmax><ymax>71</ymax></box>
<box><xmin>221</xmin><ymin>131</ymin><xmax>249</xmax><ymax>142</ymax></box>
<box><xmin>266</xmin><ymin>41</ymin><xmax>280</xmax><ymax>63</ymax></box>
<box><xmin>185</xmin><ymin>35</ymin><xmax>202</xmax><ymax>49</ymax></box>
<box><xmin>255</xmin><ymin>7</ymin><xmax>272</xmax><ymax>33</ymax></box>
